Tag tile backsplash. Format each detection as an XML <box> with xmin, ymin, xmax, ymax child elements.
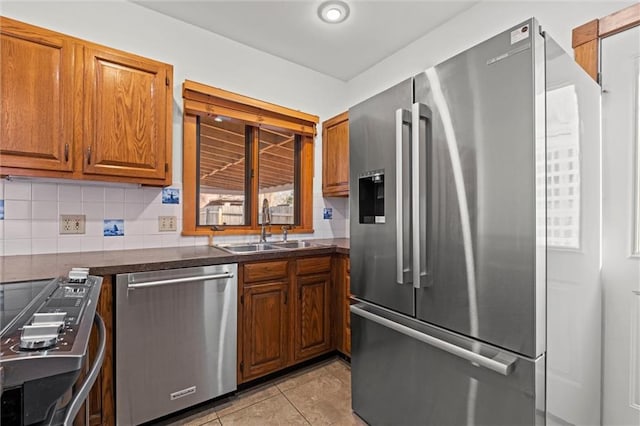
<box><xmin>0</xmin><ymin>179</ymin><xmax>348</xmax><ymax>256</ymax></box>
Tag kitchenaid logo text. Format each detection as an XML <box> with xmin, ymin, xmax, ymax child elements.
<box><xmin>170</xmin><ymin>386</ymin><xmax>196</xmax><ymax>400</ymax></box>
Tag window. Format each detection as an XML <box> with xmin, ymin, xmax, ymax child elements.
<box><xmin>198</xmin><ymin>116</ymin><xmax>250</xmax><ymax>226</ymax></box>
<box><xmin>196</xmin><ymin>119</ymin><xmax>299</xmax><ymax>228</ymax></box>
<box><xmin>257</xmin><ymin>127</ymin><xmax>298</xmax><ymax>225</ymax></box>
<box><xmin>182</xmin><ymin>80</ymin><xmax>317</xmax><ymax>237</ymax></box>
<box><xmin>545</xmin><ymin>85</ymin><xmax>581</xmax><ymax>249</ymax></box>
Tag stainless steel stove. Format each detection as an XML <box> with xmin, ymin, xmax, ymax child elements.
<box><xmin>0</xmin><ymin>270</ymin><xmax>104</xmax><ymax>426</ymax></box>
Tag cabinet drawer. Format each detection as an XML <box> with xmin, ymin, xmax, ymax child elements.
<box><xmin>296</xmin><ymin>256</ymin><xmax>331</xmax><ymax>275</ymax></box>
<box><xmin>243</xmin><ymin>260</ymin><xmax>288</xmax><ymax>283</ymax></box>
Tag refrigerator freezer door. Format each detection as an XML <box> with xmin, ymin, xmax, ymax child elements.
<box><xmin>413</xmin><ymin>19</ymin><xmax>545</xmax><ymax>358</ymax></box>
<box><xmin>349</xmin><ymin>78</ymin><xmax>414</xmax><ymax>316</ymax></box>
<box><xmin>351</xmin><ymin>302</ymin><xmax>545</xmax><ymax>426</ymax></box>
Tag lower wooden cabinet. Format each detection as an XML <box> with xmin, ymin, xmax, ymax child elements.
<box><xmin>344</xmin><ymin>258</ymin><xmax>352</xmax><ymax>355</ymax></box>
<box><xmin>239</xmin><ymin>256</ymin><xmax>333</xmax><ymax>384</ymax></box>
<box><xmin>75</xmin><ymin>276</ymin><xmax>114</xmax><ymax>426</ymax></box>
<box><xmin>334</xmin><ymin>255</ymin><xmax>351</xmax><ymax>357</ymax></box>
<box><xmin>294</xmin><ymin>272</ymin><xmax>331</xmax><ymax>361</ymax></box>
<box><xmin>241</xmin><ymin>281</ymin><xmax>289</xmax><ymax>381</ymax></box>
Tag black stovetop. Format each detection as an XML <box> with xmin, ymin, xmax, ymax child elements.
<box><xmin>0</xmin><ymin>278</ymin><xmax>53</xmax><ymax>335</ymax></box>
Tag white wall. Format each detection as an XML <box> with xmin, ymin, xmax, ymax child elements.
<box><xmin>0</xmin><ymin>0</ymin><xmax>349</xmax><ymax>255</ymax></box>
<box><xmin>345</xmin><ymin>1</ymin><xmax>635</xmax><ymax>108</ymax></box>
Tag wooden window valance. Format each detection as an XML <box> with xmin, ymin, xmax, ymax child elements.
<box><xmin>182</xmin><ymin>80</ymin><xmax>318</xmax><ymax>135</ymax></box>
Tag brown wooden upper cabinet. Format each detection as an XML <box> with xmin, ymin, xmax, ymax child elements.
<box><xmin>322</xmin><ymin>111</ymin><xmax>349</xmax><ymax>197</ymax></box>
<box><xmin>82</xmin><ymin>47</ymin><xmax>172</xmax><ymax>182</ymax></box>
<box><xmin>0</xmin><ymin>17</ymin><xmax>173</xmax><ymax>186</ymax></box>
<box><xmin>0</xmin><ymin>17</ymin><xmax>76</xmax><ymax>173</ymax></box>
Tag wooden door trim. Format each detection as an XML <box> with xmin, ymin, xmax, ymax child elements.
<box><xmin>572</xmin><ymin>4</ymin><xmax>640</xmax><ymax>83</ymax></box>
<box><xmin>599</xmin><ymin>4</ymin><xmax>640</xmax><ymax>37</ymax></box>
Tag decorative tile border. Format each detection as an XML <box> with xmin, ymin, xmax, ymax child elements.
<box><xmin>103</xmin><ymin>219</ymin><xmax>124</xmax><ymax>237</ymax></box>
<box><xmin>162</xmin><ymin>188</ymin><xmax>180</xmax><ymax>204</ymax></box>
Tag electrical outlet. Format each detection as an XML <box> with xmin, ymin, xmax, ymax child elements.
<box><xmin>60</xmin><ymin>215</ymin><xmax>86</xmax><ymax>234</ymax></box>
<box><xmin>158</xmin><ymin>216</ymin><xmax>177</xmax><ymax>232</ymax></box>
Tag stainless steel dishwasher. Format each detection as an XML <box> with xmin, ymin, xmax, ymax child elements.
<box><xmin>115</xmin><ymin>264</ymin><xmax>237</xmax><ymax>425</ymax></box>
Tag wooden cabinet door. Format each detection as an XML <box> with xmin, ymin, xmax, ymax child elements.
<box><xmin>83</xmin><ymin>46</ymin><xmax>171</xmax><ymax>181</ymax></box>
<box><xmin>0</xmin><ymin>17</ymin><xmax>75</xmax><ymax>173</ymax></box>
<box><xmin>322</xmin><ymin>111</ymin><xmax>349</xmax><ymax>197</ymax></box>
<box><xmin>242</xmin><ymin>281</ymin><xmax>289</xmax><ymax>381</ymax></box>
<box><xmin>294</xmin><ymin>272</ymin><xmax>332</xmax><ymax>361</ymax></box>
<box><xmin>333</xmin><ymin>255</ymin><xmax>351</xmax><ymax>357</ymax></box>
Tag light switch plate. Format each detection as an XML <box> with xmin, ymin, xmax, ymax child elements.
<box><xmin>158</xmin><ymin>216</ymin><xmax>177</xmax><ymax>232</ymax></box>
<box><xmin>60</xmin><ymin>215</ymin><xmax>86</xmax><ymax>234</ymax></box>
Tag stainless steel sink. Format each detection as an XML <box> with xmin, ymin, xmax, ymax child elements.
<box><xmin>215</xmin><ymin>243</ymin><xmax>284</xmax><ymax>254</ymax></box>
<box><xmin>269</xmin><ymin>240</ymin><xmax>324</xmax><ymax>249</ymax></box>
<box><xmin>216</xmin><ymin>240</ymin><xmax>327</xmax><ymax>253</ymax></box>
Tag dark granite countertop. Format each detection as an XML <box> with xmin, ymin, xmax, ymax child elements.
<box><xmin>0</xmin><ymin>238</ymin><xmax>349</xmax><ymax>283</ymax></box>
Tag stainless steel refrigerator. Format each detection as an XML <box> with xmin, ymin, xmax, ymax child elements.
<box><xmin>349</xmin><ymin>18</ymin><xmax>602</xmax><ymax>425</ymax></box>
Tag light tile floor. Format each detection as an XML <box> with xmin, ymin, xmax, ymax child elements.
<box><xmin>161</xmin><ymin>357</ymin><xmax>366</xmax><ymax>426</ymax></box>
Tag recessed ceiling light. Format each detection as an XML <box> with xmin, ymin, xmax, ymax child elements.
<box><xmin>318</xmin><ymin>1</ymin><xmax>350</xmax><ymax>24</ymax></box>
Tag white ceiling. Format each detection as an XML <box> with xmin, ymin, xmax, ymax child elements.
<box><xmin>133</xmin><ymin>1</ymin><xmax>479</xmax><ymax>81</ymax></box>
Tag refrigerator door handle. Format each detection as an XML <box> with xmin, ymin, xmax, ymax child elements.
<box><xmin>411</xmin><ymin>102</ymin><xmax>432</xmax><ymax>289</ymax></box>
<box><xmin>351</xmin><ymin>304</ymin><xmax>517</xmax><ymax>376</ymax></box>
<box><xmin>395</xmin><ymin>108</ymin><xmax>412</xmax><ymax>285</ymax></box>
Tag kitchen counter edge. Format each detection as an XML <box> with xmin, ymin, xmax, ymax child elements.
<box><xmin>0</xmin><ymin>238</ymin><xmax>349</xmax><ymax>283</ymax></box>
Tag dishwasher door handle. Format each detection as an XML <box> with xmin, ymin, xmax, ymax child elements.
<box><xmin>128</xmin><ymin>273</ymin><xmax>234</xmax><ymax>290</ymax></box>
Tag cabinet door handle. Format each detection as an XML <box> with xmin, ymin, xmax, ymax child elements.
<box><xmin>87</xmin><ymin>146</ymin><xmax>92</xmax><ymax>165</ymax></box>
<box><xmin>64</xmin><ymin>143</ymin><xmax>69</xmax><ymax>162</ymax></box>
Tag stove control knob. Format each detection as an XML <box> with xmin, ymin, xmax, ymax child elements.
<box><xmin>32</xmin><ymin>312</ymin><xmax>66</xmax><ymax>325</ymax></box>
<box><xmin>68</xmin><ymin>267</ymin><xmax>89</xmax><ymax>283</ymax></box>
<box><xmin>19</xmin><ymin>324</ymin><xmax>60</xmax><ymax>350</ymax></box>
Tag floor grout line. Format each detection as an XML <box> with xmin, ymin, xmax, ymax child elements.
<box><xmin>216</xmin><ymin>390</ymin><xmax>281</xmax><ymax>421</ymax></box>
<box><xmin>280</xmin><ymin>387</ymin><xmax>313</xmax><ymax>426</ymax></box>
<box><xmin>168</xmin><ymin>359</ymin><xmax>350</xmax><ymax>425</ymax></box>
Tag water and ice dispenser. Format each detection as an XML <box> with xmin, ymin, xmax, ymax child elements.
<box><xmin>358</xmin><ymin>170</ymin><xmax>385</xmax><ymax>224</ymax></box>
